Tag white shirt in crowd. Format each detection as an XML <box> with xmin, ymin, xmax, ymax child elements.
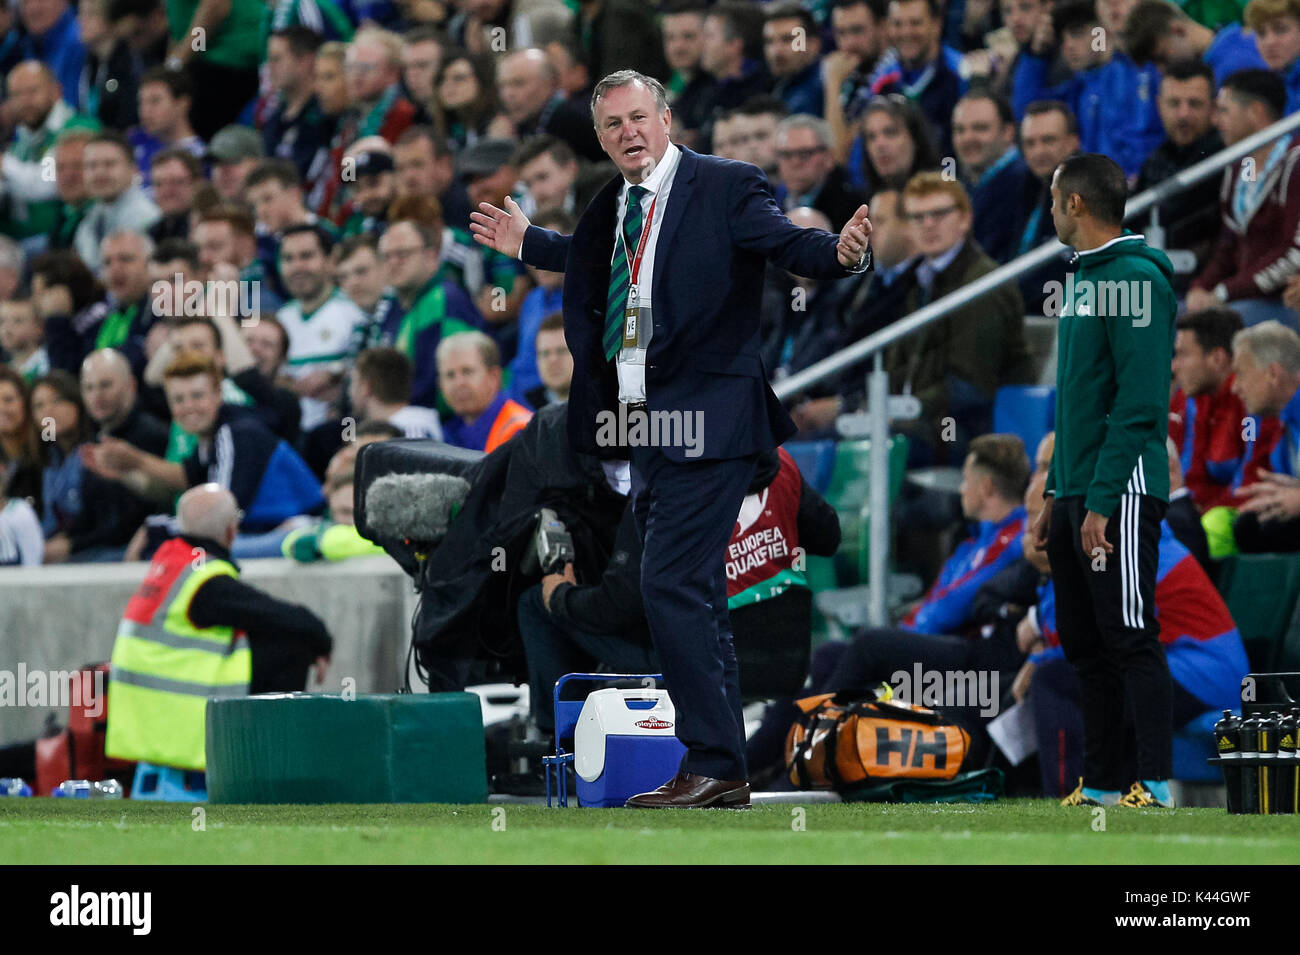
<box><xmin>0</xmin><ymin>498</ymin><xmax>44</xmax><ymax>566</ymax></box>
<box><xmin>277</xmin><ymin>289</ymin><xmax>365</xmax><ymax>431</ymax></box>
<box><xmin>389</xmin><ymin>404</ymin><xmax>442</xmax><ymax>440</ymax></box>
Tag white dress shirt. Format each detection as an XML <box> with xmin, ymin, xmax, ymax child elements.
<box><xmin>611</xmin><ymin>142</ymin><xmax>683</xmax><ymax>403</ymax></box>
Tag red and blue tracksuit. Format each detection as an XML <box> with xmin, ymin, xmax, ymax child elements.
<box><xmin>903</xmin><ymin>507</ymin><xmax>1026</xmax><ymax>636</ymax></box>
<box><xmin>1169</xmin><ymin>375</ymin><xmax>1251</xmax><ymax>511</ymax></box>
<box><xmin>1030</xmin><ymin>521</ymin><xmax>1249</xmax><ymax>710</ymax></box>
<box><xmin>1028</xmin><ymin>521</ymin><xmax>1248</xmax><ymax>793</ymax></box>
<box><xmin>1267</xmin><ymin>387</ymin><xmax>1300</xmax><ymax>479</ymax></box>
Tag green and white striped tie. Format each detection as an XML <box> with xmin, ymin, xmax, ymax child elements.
<box><xmin>605</xmin><ymin>185</ymin><xmax>649</xmax><ymax>360</ymax></box>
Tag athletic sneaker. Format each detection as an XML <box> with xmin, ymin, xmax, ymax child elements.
<box><xmin>1060</xmin><ymin>778</ymin><xmax>1104</xmax><ymax>806</ymax></box>
<box><xmin>1117</xmin><ymin>781</ymin><xmax>1175</xmax><ymax>808</ymax></box>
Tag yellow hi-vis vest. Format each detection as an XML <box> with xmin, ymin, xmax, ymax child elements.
<box><xmin>106</xmin><ymin>537</ymin><xmax>252</xmax><ymax>770</ymax></box>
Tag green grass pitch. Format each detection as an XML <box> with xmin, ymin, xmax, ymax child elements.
<box><xmin>4</xmin><ymin>799</ymin><xmax>1300</xmax><ymax>864</ymax></box>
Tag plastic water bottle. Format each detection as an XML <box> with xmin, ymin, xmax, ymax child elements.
<box><xmin>0</xmin><ymin>778</ymin><xmax>32</xmax><ymax>797</ymax></box>
<box><xmin>53</xmin><ymin>779</ymin><xmax>123</xmax><ymax>799</ymax></box>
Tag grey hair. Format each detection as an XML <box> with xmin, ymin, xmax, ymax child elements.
<box><xmin>436</xmin><ymin>329</ymin><xmax>501</xmax><ymax>371</ymax></box>
<box><xmin>590</xmin><ymin>70</ymin><xmax>669</xmax><ymax>125</ymax></box>
<box><xmin>776</xmin><ymin>114</ymin><xmax>832</xmax><ymax>148</ymax></box>
<box><xmin>1233</xmin><ymin>320</ymin><xmax>1300</xmax><ymax>376</ymax></box>
<box><xmin>102</xmin><ymin>228</ymin><xmax>155</xmax><ymax>260</ymax></box>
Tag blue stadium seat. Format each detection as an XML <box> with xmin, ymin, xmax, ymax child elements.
<box><xmin>1171</xmin><ymin>710</ymin><xmax>1223</xmax><ymax>783</ymax></box>
<box><xmin>784</xmin><ymin>439</ymin><xmax>837</xmax><ymax>493</ymax></box>
<box><xmin>994</xmin><ymin>385</ymin><xmax>1056</xmax><ymax>459</ymax></box>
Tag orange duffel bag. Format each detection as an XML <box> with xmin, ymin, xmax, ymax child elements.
<box><xmin>785</xmin><ymin>689</ymin><xmax>972</xmax><ymax>789</ymax></box>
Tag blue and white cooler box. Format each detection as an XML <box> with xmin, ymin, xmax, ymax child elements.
<box><xmin>574</xmin><ymin>688</ymin><xmax>687</xmax><ymax>807</ymax></box>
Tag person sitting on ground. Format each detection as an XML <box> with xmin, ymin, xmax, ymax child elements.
<box><xmin>512</xmin><ymin>444</ymin><xmax>840</xmax><ymax>794</ymax></box>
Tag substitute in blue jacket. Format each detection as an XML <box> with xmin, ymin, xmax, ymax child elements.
<box><xmin>745</xmin><ymin>434</ymin><xmax>1032</xmax><ymax>779</ymax></box>
<box><xmin>815</xmin><ymin>434</ymin><xmax>1030</xmax><ymax>696</ymax></box>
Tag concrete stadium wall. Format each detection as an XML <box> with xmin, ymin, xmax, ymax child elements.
<box><xmin>0</xmin><ymin>556</ymin><xmax>418</xmax><ymax>745</ymax></box>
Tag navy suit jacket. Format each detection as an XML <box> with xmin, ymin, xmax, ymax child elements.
<box><xmin>519</xmin><ymin>146</ymin><xmax>868</xmax><ymax>462</ymax></box>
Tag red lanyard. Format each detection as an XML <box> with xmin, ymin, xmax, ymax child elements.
<box><xmin>623</xmin><ymin>190</ymin><xmax>660</xmax><ymax>292</ymax></box>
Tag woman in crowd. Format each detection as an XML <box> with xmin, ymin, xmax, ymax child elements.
<box><xmin>848</xmin><ymin>94</ymin><xmax>941</xmax><ymax>197</ymax></box>
<box><xmin>0</xmin><ymin>366</ymin><xmax>43</xmax><ymax>512</ymax></box>
<box><xmin>431</xmin><ymin>48</ymin><xmax>510</xmax><ymax>151</ymax></box>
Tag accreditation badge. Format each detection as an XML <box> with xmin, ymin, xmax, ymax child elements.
<box><xmin>623</xmin><ymin>283</ymin><xmax>640</xmax><ymax>349</ymax></box>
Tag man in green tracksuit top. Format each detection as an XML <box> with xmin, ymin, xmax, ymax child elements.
<box><xmin>1030</xmin><ymin>154</ymin><xmax>1179</xmax><ymax>809</ymax></box>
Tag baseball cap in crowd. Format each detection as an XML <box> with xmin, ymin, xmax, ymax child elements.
<box><xmin>458</xmin><ymin>139</ymin><xmax>516</xmax><ymax>179</ymax></box>
<box><xmin>352</xmin><ymin>151</ymin><xmax>395</xmax><ymax>178</ymax></box>
<box><xmin>206</xmin><ymin>126</ymin><xmax>266</xmax><ymax>164</ymax></box>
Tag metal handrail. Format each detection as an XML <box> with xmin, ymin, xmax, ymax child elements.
<box><xmin>773</xmin><ymin>108</ymin><xmax>1300</xmax><ymax>402</ymax></box>
<box><xmin>775</xmin><ymin>107</ymin><xmax>1300</xmax><ymax>628</ymax></box>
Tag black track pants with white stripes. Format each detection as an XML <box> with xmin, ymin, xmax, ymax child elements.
<box><xmin>1045</xmin><ymin>493</ymin><xmax>1171</xmax><ymax>790</ymax></box>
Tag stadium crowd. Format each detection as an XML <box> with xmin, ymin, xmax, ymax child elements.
<box><xmin>1</xmin><ymin>0</ymin><xmax>1300</xmax><ymax>795</ymax></box>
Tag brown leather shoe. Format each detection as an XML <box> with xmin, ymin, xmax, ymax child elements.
<box><xmin>624</xmin><ymin>771</ymin><xmax>751</xmax><ymax>809</ymax></box>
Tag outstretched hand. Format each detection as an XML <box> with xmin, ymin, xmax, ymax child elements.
<box><xmin>469</xmin><ymin>197</ymin><xmax>531</xmax><ymax>259</ymax></box>
<box><xmin>837</xmin><ymin>204</ymin><xmax>872</xmax><ymax>268</ymax></box>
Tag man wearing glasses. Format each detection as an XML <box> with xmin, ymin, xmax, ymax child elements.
<box><xmin>774</xmin><ymin>115</ymin><xmax>869</xmax><ymax>230</ymax></box>
<box><xmin>885</xmin><ymin>171</ymin><xmax>1032</xmax><ymax>465</ymax></box>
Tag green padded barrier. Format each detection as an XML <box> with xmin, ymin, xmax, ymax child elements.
<box><xmin>206</xmin><ymin>692</ymin><xmax>487</xmax><ymax>804</ymax></box>
<box><xmin>1218</xmin><ymin>553</ymin><xmax>1300</xmax><ymax>671</ymax></box>
<box><xmin>1275</xmin><ymin>590</ymin><xmax>1300</xmax><ymax>672</ymax></box>
<box><xmin>804</xmin><ymin>436</ymin><xmax>909</xmax><ymax>641</ymax></box>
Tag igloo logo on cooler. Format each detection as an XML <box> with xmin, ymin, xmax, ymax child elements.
<box><xmin>635</xmin><ymin>717</ymin><xmax>673</xmax><ymax>730</ymax></box>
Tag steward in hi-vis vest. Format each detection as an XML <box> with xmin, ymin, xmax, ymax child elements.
<box><xmin>107</xmin><ymin>486</ymin><xmax>333</xmax><ymax>771</ymax></box>
<box><xmin>107</xmin><ymin>536</ymin><xmax>251</xmax><ymax>770</ymax></box>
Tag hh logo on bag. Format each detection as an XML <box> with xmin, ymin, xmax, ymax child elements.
<box><xmin>867</xmin><ymin>725</ymin><xmax>955</xmax><ymax>773</ymax></box>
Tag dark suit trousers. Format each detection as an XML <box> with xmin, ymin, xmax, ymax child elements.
<box><xmin>630</xmin><ymin>445</ymin><xmax>758</xmax><ymax>781</ymax></box>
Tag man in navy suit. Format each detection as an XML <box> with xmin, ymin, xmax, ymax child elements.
<box><xmin>472</xmin><ymin>70</ymin><xmax>873</xmax><ymax>808</ymax></box>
